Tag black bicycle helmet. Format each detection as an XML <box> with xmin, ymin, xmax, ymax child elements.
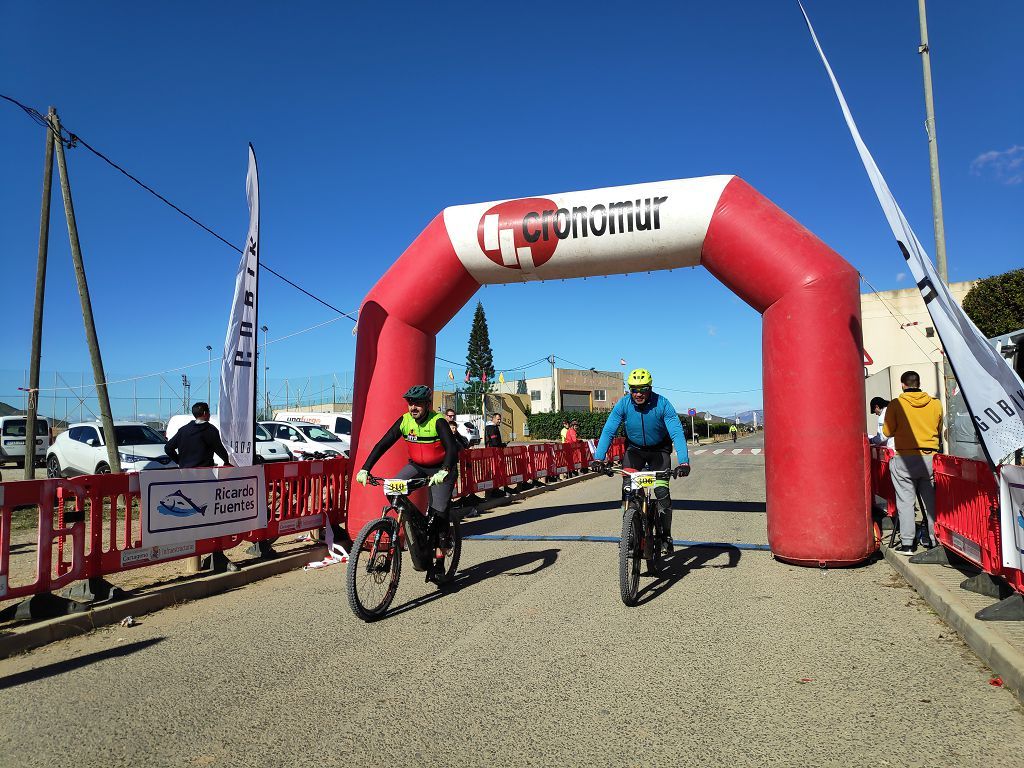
<box><xmin>402</xmin><ymin>384</ymin><xmax>431</xmax><ymax>401</ymax></box>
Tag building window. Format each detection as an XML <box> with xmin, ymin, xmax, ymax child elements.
<box><xmin>530</xmin><ymin>390</ymin><xmax>541</xmax><ymax>401</ymax></box>
<box><xmin>594</xmin><ymin>390</ymin><xmax>606</xmax><ymax>402</ymax></box>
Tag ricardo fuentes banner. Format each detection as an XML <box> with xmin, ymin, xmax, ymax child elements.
<box><xmin>141</xmin><ymin>465</ymin><xmax>268</xmax><ymax>547</ymax></box>
<box><xmin>800</xmin><ymin>2</ymin><xmax>1024</xmax><ymax>466</ymax></box>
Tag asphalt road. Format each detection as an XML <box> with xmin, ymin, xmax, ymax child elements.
<box><xmin>1</xmin><ymin>435</ymin><xmax>1021</xmax><ymax>767</ymax></box>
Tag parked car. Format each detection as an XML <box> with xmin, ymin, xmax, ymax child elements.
<box><xmin>273</xmin><ymin>411</ymin><xmax>352</xmax><ymax>441</ymax></box>
<box><xmin>0</xmin><ymin>416</ymin><xmax>51</xmax><ymax>468</ymax></box>
<box><xmin>164</xmin><ymin>415</ymin><xmax>292</xmax><ymax>464</ymax></box>
<box><xmin>260</xmin><ymin>420</ymin><xmax>349</xmax><ymax>459</ymax></box>
<box><xmin>46</xmin><ymin>421</ymin><xmax>176</xmax><ymax>477</ymax></box>
<box><xmin>454</xmin><ymin>415</ymin><xmax>482</xmax><ymax>447</ymax></box>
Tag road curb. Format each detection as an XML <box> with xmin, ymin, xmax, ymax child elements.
<box><xmin>884</xmin><ymin>547</ymin><xmax>1024</xmax><ymax>702</ymax></box>
<box><xmin>0</xmin><ymin>545</ymin><xmax>326</xmax><ymax>660</ymax></box>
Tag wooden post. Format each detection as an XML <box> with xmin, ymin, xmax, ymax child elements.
<box><xmin>23</xmin><ymin>108</ymin><xmax>56</xmax><ymax>479</ymax></box>
<box><xmin>51</xmin><ymin>110</ymin><xmax>121</xmax><ymax>473</ymax></box>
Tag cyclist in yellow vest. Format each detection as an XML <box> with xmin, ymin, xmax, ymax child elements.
<box><xmin>356</xmin><ymin>385</ymin><xmax>460</xmax><ymax>580</ymax></box>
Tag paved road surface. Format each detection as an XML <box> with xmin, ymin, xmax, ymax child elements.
<box><xmin>1</xmin><ymin>437</ymin><xmax>1021</xmax><ymax>767</ymax></box>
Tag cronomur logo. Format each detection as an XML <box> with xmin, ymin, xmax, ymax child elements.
<box><xmin>477</xmin><ymin>195</ymin><xmax>670</xmax><ymax>270</ymax></box>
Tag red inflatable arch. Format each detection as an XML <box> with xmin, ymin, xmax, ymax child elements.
<box><xmin>349</xmin><ymin>176</ymin><xmax>873</xmax><ymax>567</ymax></box>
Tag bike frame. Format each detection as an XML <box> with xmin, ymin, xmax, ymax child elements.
<box><xmin>370</xmin><ymin>476</ymin><xmax>434</xmax><ymax>572</ymax></box>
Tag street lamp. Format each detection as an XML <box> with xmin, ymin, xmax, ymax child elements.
<box><xmin>206</xmin><ymin>345</ymin><xmax>213</xmax><ymax>404</ymax></box>
<box><xmin>261</xmin><ymin>325</ymin><xmax>269</xmax><ymax>420</ymax></box>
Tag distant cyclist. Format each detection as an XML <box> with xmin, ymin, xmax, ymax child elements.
<box><xmin>590</xmin><ymin>369</ymin><xmax>690</xmax><ymax>552</ymax></box>
<box><xmin>355</xmin><ymin>385</ymin><xmax>459</xmax><ymax>582</ymax></box>
<box><xmin>729</xmin><ymin>424</ymin><xmax>738</xmax><ymax>443</ymax></box>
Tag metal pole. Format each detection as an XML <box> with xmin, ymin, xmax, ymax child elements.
<box><xmin>261</xmin><ymin>325</ymin><xmax>268</xmax><ymax>420</ymax></box>
<box><xmin>918</xmin><ymin>0</ymin><xmax>956</xmax><ymax>439</ymax></box>
<box><xmin>206</xmin><ymin>345</ymin><xmax>212</xmax><ymax>404</ymax></box>
<box><xmin>52</xmin><ymin>110</ymin><xmax>121</xmax><ymax>473</ymax></box>
<box><xmin>24</xmin><ymin>107</ymin><xmax>56</xmax><ymax>479</ymax></box>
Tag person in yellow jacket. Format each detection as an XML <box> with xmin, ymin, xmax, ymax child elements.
<box><xmin>882</xmin><ymin>370</ymin><xmax>943</xmax><ymax>555</ymax></box>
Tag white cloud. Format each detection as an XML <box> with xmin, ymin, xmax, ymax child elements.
<box><xmin>896</xmin><ymin>271</ymin><xmax>907</xmax><ymax>283</ymax></box>
<box><xmin>970</xmin><ymin>145</ymin><xmax>1024</xmax><ymax>185</ymax></box>
<box><xmin>707</xmin><ymin>324</ymin><xmax>717</xmax><ymax>337</ymax></box>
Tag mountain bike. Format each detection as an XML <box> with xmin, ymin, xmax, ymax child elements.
<box><xmin>346</xmin><ymin>474</ymin><xmax>462</xmax><ymax>621</ymax></box>
<box><xmin>606</xmin><ymin>467</ymin><xmax>674</xmax><ymax>606</ymax></box>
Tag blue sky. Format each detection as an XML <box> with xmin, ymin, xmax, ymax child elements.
<box><xmin>1</xmin><ymin>1</ymin><xmax>1021</xmax><ymax>421</ymax></box>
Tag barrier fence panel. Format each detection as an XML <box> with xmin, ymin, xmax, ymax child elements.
<box><xmin>527</xmin><ymin>444</ymin><xmax>552</xmax><ymax>481</ymax></box>
<box><xmin>869</xmin><ymin>445</ymin><xmax>896</xmax><ymax>518</ymax></box>
<box><xmin>933</xmin><ymin>454</ymin><xmax>1002</xmax><ymax>575</ymax></box>
<box><xmin>0</xmin><ymin>458</ymin><xmax>347</xmax><ymax>603</ymax></box>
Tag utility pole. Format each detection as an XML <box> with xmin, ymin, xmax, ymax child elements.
<box><xmin>206</xmin><ymin>345</ymin><xmax>213</xmax><ymax>404</ymax></box>
<box><xmin>52</xmin><ymin>110</ymin><xmax>121</xmax><ymax>473</ymax></box>
<box><xmin>23</xmin><ymin>107</ymin><xmax>56</xmax><ymax>479</ymax></box>
<box><xmin>918</xmin><ymin>0</ymin><xmax>956</xmax><ymax>438</ymax></box>
<box><xmin>261</xmin><ymin>325</ymin><xmax>268</xmax><ymax>420</ymax></box>
<box><xmin>182</xmin><ymin>374</ymin><xmax>190</xmax><ymax>414</ymax></box>
<box><xmin>548</xmin><ymin>354</ymin><xmax>557</xmax><ymax>413</ymax></box>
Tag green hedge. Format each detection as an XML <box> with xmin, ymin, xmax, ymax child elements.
<box><xmin>526</xmin><ymin>410</ymin><xmax>737</xmax><ymax>440</ymax></box>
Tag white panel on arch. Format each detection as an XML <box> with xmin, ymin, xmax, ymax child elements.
<box><xmin>442</xmin><ymin>176</ymin><xmax>733</xmax><ymax>285</ymax></box>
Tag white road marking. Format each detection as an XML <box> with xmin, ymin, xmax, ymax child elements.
<box><xmin>751</xmin><ymin>448</ymin><xmax>762</xmax><ymax>455</ymax></box>
<box><xmin>713</xmin><ymin>449</ymin><xmax>725</xmax><ymax>455</ymax></box>
<box><xmin>732</xmin><ymin>449</ymin><xmax>743</xmax><ymax>454</ymax></box>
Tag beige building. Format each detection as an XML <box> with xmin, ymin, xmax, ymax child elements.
<box><xmin>861</xmin><ymin>280</ymin><xmax>976</xmax><ymax>434</ymax></box>
<box><xmin>495</xmin><ymin>368</ymin><xmax>624</xmax><ymax>413</ymax></box>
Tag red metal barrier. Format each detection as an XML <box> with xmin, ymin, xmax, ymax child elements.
<box><xmin>0</xmin><ymin>458</ymin><xmax>347</xmax><ymax>603</ymax></box>
<box><xmin>458</xmin><ymin>448</ymin><xmax>505</xmax><ymax>495</ymax></box>
<box><xmin>933</xmin><ymin>454</ymin><xmax>1003</xmax><ymax>575</ymax></box>
<box><xmin>502</xmin><ymin>445</ymin><xmax>531</xmax><ymax>486</ymax></box>
<box><xmin>526</xmin><ymin>444</ymin><xmax>552</xmax><ymax>481</ymax></box>
<box><xmin>869</xmin><ymin>445</ymin><xmax>896</xmax><ymax>519</ymax></box>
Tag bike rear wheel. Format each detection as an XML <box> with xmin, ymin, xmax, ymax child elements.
<box><xmin>619</xmin><ymin>503</ymin><xmax>642</xmax><ymax>606</ymax></box>
<box><xmin>346</xmin><ymin>517</ymin><xmax>402</xmax><ymax>621</ymax></box>
<box><xmin>433</xmin><ymin>519</ymin><xmax>462</xmax><ymax>588</ymax></box>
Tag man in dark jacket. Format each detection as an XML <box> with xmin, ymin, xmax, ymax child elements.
<box><xmin>484</xmin><ymin>413</ymin><xmax>506</xmax><ymax>449</ymax></box>
<box><xmin>165</xmin><ymin>403</ymin><xmax>231</xmax><ymax>468</ymax></box>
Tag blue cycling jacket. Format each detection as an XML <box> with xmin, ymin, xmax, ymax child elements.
<box><xmin>594</xmin><ymin>392</ymin><xmax>690</xmax><ymax>465</ymax></box>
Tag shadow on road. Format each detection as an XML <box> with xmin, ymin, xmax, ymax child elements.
<box><xmin>633</xmin><ymin>544</ymin><xmax>742</xmax><ymax>607</ymax></box>
<box><xmin>674</xmin><ymin>499</ymin><xmax>767</xmax><ymax>514</ymax></box>
<box><xmin>384</xmin><ymin>548</ymin><xmax>560</xmax><ymax>619</ymax></box>
<box><xmin>0</xmin><ymin>637</ymin><xmax>164</xmax><ymax>690</ymax></box>
<box><xmin>460</xmin><ymin>500</ymin><xmax>620</xmax><ymax>536</ymax></box>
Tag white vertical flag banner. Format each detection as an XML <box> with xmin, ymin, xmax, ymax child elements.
<box><xmin>799</xmin><ymin>2</ymin><xmax>1024</xmax><ymax>466</ymax></box>
<box><xmin>219</xmin><ymin>144</ymin><xmax>260</xmax><ymax>466</ymax></box>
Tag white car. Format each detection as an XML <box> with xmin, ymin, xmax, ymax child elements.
<box><xmin>260</xmin><ymin>421</ymin><xmax>349</xmax><ymax>460</ymax></box>
<box><xmin>47</xmin><ymin>421</ymin><xmax>176</xmax><ymax>477</ymax></box>
<box><xmin>165</xmin><ymin>415</ymin><xmax>292</xmax><ymax>464</ymax></box>
<box><xmin>0</xmin><ymin>415</ymin><xmax>51</xmax><ymax>468</ymax></box>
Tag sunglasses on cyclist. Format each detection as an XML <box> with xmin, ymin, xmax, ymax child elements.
<box><xmin>405</xmin><ymin>399</ymin><xmax>430</xmax><ymax>407</ymax></box>
<box><xmin>629</xmin><ymin>386</ymin><xmax>652</xmax><ymax>394</ymax></box>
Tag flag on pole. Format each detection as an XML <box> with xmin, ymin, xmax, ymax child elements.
<box><xmin>619</xmin><ymin>358</ymin><xmax>626</xmax><ymax>366</ymax></box>
<box><xmin>482</xmin><ymin>371</ymin><xmax>488</xmax><ymax>383</ymax></box>
<box><xmin>800</xmin><ymin>3</ymin><xmax>1024</xmax><ymax>466</ymax></box>
<box><xmin>447</xmin><ymin>369</ymin><xmax>455</xmax><ymax>381</ymax></box>
<box><xmin>219</xmin><ymin>144</ymin><xmax>260</xmax><ymax>467</ymax></box>
<box><xmin>498</xmin><ymin>372</ymin><xmax>505</xmax><ymax>384</ymax></box>
<box><xmin>464</xmin><ymin>372</ymin><xmax>470</xmax><ymax>383</ymax></box>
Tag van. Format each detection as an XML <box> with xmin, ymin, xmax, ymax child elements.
<box><xmin>0</xmin><ymin>416</ymin><xmax>51</xmax><ymax>468</ymax></box>
<box><xmin>274</xmin><ymin>411</ymin><xmax>352</xmax><ymax>438</ymax></box>
<box><xmin>165</xmin><ymin>415</ymin><xmax>292</xmax><ymax>464</ymax></box>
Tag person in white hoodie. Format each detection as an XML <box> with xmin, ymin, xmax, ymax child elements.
<box><xmin>869</xmin><ymin>397</ymin><xmax>895</xmax><ymax>450</ymax></box>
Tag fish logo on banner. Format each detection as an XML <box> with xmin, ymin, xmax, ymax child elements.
<box><xmin>219</xmin><ymin>144</ymin><xmax>260</xmax><ymax>467</ymax></box>
<box><xmin>800</xmin><ymin>2</ymin><xmax>1024</xmax><ymax>466</ymax></box>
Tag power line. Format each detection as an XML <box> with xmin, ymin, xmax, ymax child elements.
<box><xmin>859</xmin><ymin>274</ymin><xmax>943</xmax><ymax>360</ymax></box>
<box><xmin>1</xmin><ymin>93</ymin><xmax>356</xmax><ymax>321</ymax></box>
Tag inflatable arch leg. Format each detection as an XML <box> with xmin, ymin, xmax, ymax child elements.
<box><xmin>349</xmin><ymin>176</ymin><xmax>873</xmax><ymax>567</ymax></box>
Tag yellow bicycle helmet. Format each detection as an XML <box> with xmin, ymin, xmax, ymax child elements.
<box><xmin>627</xmin><ymin>368</ymin><xmax>653</xmax><ymax>388</ymax></box>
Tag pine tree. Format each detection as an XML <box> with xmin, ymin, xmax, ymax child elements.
<box><xmin>464</xmin><ymin>301</ymin><xmax>495</xmax><ymax>412</ymax></box>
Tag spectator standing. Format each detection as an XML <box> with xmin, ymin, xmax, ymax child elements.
<box><xmin>565</xmin><ymin>421</ymin><xmax>578</xmax><ymax>443</ymax></box>
<box><xmin>882</xmin><ymin>371</ymin><xmax>943</xmax><ymax>554</ymax></box>
<box><xmin>485</xmin><ymin>413</ymin><xmax>506</xmax><ymax>448</ymax></box>
<box><xmin>165</xmin><ymin>402</ymin><xmax>231</xmax><ymax>469</ymax></box>
<box><xmin>560</xmin><ymin>419</ymin><xmax>570</xmax><ymax>443</ymax></box>
<box><xmin>445</xmin><ymin>409</ymin><xmax>470</xmax><ymax>450</ymax></box>
<box><xmin>868</xmin><ymin>396</ymin><xmax>895</xmax><ymax>450</ymax></box>
<box><xmin>164</xmin><ymin>402</ymin><xmax>238</xmax><ymax>571</ymax></box>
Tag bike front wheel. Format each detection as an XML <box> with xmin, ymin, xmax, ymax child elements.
<box><xmin>346</xmin><ymin>517</ymin><xmax>402</xmax><ymax>621</ymax></box>
<box><xmin>619</xmin><ymin>503</ymin><xmax>642</xmax><ymax>606</ymax></box>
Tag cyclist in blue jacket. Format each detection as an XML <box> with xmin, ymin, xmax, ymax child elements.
<box><xmin>591</xmin><ymin>368</ymin><xmax>691</xmax><ymax>552</ymax></box>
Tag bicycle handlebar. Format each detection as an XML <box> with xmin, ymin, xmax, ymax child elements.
<box><xmin>367</xmin><ymin>474</ymin><xmax>430</xmax><ymax>490</ymax></box>
<box><xmin>601</xmin><ymin>467</ymin><xmax>674</xmax><ymax>481</ymax></box>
